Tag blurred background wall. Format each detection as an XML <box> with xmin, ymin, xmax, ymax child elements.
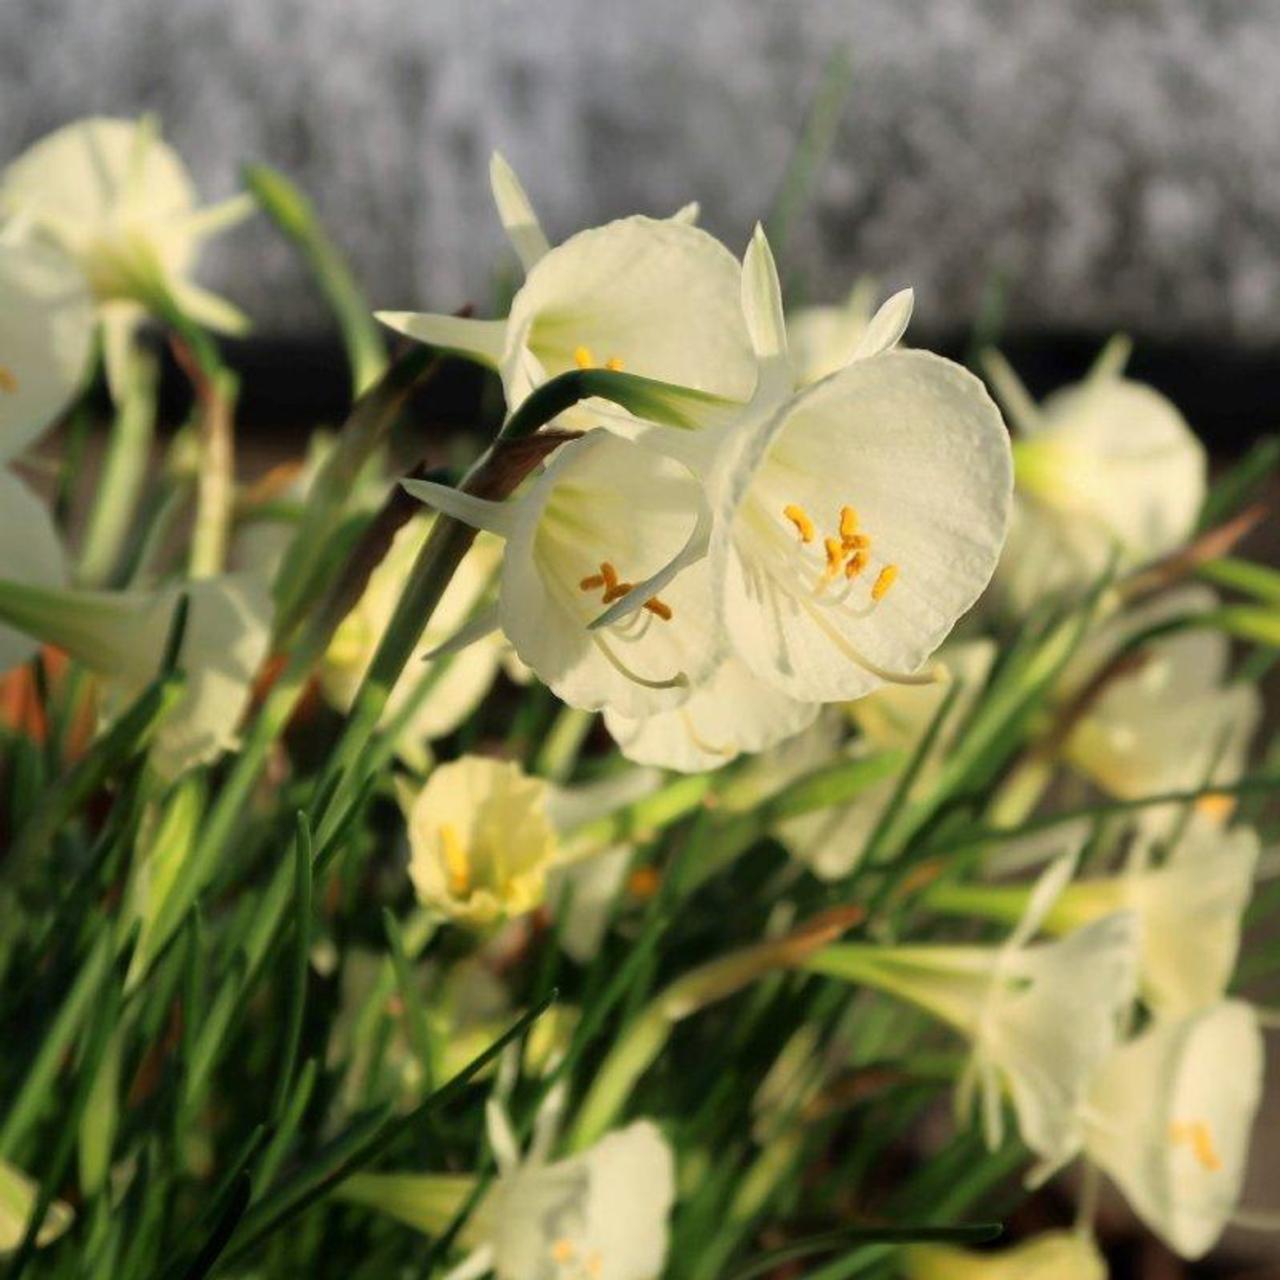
<box><xmin>5</xmin><ymin>0</ymin><xmax>1280</xmax><ymax>352</ymax></box>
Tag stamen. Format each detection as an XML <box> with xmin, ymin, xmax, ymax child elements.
<box><xmin>551</xmin><ymin>1239</ymin><xmax>576</xmax><ymax>1264</ymax></box>
<box><xmin>604</xmin><ymin>356</ymin><xmax>625</xmax><ymax>371</ymax></box>
<box><xmin>783</xmin><ymin>504</ymin><xmax>816</xmax><ymax>543</ymax></box>
<box><xmin>599</xmin><ymin>561</ymin><xmax>619</xmax><ymax>592</ymax></box>
<box><xmin>438</xmin><ymin>823</ymin><xmax>470</xmax><ymax>897</ymax></box>
<box><xmin>602</xmin><ymin>579</ymin><xmax>635</xmax><ymax>605</ymax></box>
<box><xmin>1171</xmin><ymin>1121</ymin><xmax>1223</xmax><ymax>1173</ymax></box>
<box><xmin>872</xmin><ymin>564</ymin><xmax>900</xmax><ymax>601</ymax></box>
<box><xmin>845</xmin><ymin>549</ymin><xmax>868</xmax><ymax>579</ymax></box>
<box><xmin>842</xmin><ymin>532</ymin><xmax>870</xmax><ymax>552</ymax></box>
<box><xmin>579</xmin><ymin>573</ymin><xmax>605</xmax><ymax>591</ymax></box>
<box><xmin>822</xmin><ymin>537</ymin><xmax>844</xmax><ymax>580</ymax></box>
<box><xmin>839</xmin><ymin>505</ymin><xmax>858</xmax><ymax>540</ymax></box>
<box><xmin>573</xmin><ymin>345</ymin><xmax>594</xmax><ymax>370</ymax></box>
<box><xmin>0</xmin><ymin>366</ymin><xmax>16</xmax><ymax>394</ymax></box>
<box><xmin>643</xmin><ymin>597</ymin><xmax>673</xmax><ymax>621</ymax></box>
<box><xmin>586</xmin><ymin>1253</ymin><xmax>603</xmax><ymax>1278</ymax></box>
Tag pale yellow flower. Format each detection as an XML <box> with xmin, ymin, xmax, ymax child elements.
<box><xmin>0</xmin><ymin>1159</ymin><xmax>73</xmax><ymax>1254</ymax></box>
<box><xmin>904</xmin><ymin>1230</ymin><xmax>1107</xmax><ymax>1279</ymax></box>
<box><xmin>404</xmin><ymin>756</ymin><xmax>558</xmax><ymax>926</ymax></box>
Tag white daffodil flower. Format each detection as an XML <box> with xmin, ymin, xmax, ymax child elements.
<box><xmin>986</xmin><ymin>340</ymin><xmax>1206</xmax><ymax>611</ymax></box>
<box><xmin>601</xmin><ymin>655</ymin><xmax>820</xmax><ymax>773</ymax></box>
<box><xmin>0</xmin><ymin>116</ymin><xmax>252</xmax><ymax>396</ymax></box>
<box><xmin>403</xmin><ymin>755</ymin><xmax>559</xmax><ymax>926</ymax></box>
<box><xmin>321</xmin><ymin>514</ymin><xmax>511</xmax><ymax>768</ymax></box>
<box><xmin>405</xmin><ymin>428</ymin><xmax>723</xmax><ymax>718</ymax></box>
<box><xmin>378</xmin><ymin>153</ymin><xmax>756</xmax><ymax>422</ymax></box>
<box><xmin>785</xmin><ymin>277</ymin><xmax>882</xmax><ymax>386</ymax></box>
<box><xmin>1059</xmin><ymin>587</ymin><xmax>1261</xmax><ymax>823</ymax></box>
<box><xmin>341</xmin><ymin>1090</ymin><xmax>675</xmax><ymax>1280</ymax></box>
<box><xmin>0</xmin><ymin>570</ymin><xmax>271</xmax><ymax>778</ymax></box>
<box><xmin>451</xmin><ymin>1096</ymin><xmax>675</xmax><ymax>1280</ymax></box>
<box><xmin>0</xmin><ymin>241</ymin><xmax>94</xmax><ymax>461</ymax></box>
<box><xmin>807</xmin><ymin>856</ymin><xmax>1139</xmax><ymax>1167</ymax></box>
<box><xmin>1082</xmin><ymin>1000</ymin><xmax>1264</xmax><ymax>1260</ymax></box>
<box><xmin>0</xmin><ymin>1159</ymin><xmax>73</xmax><ymax>1254</ymax></box>
<box><xmin>603</xmin><ymin>228</ymin><xmax>1010</xmax><ymax>706</ymax></box>
<box><xmin>931</xmin><ymin>816</ymin><xmax>1258</xmax><ymax>1021</ymax></box>
<box><xmin>903</xmin><ymin>1230</ymin><xmax>1107</xmax><ymax>1280</ymax></box>
<box><xmin>777</xmin><ymin>638</ymin><xmax>996</xmax><ymax>880</ymax></box>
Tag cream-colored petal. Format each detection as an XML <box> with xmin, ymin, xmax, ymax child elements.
<box><xmin>0</xmin><ymin>468</ymin><xmax>66</xmax><ymax>672</ymax></box>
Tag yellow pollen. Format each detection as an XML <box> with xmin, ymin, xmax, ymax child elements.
<box><xmin>842</xmin><ymin>532</ymin><xmax>870</xmax><ymax>552</ymax></box>
<box><xmin>586</xmin><ymin>1254</ymin><xmax>603</xmax><ymax>1278</ymax></box>
<box><xmin>822</xmin><ymin>537</ymin><xmax>844</xmax><ymax>579</ymax></box>
<box><xmin>643</xmin><ymin>597</ymin><xmax>673</xmax><ymax>621</ymax></box>
<box><xmin>845</xmin><ymin>549</ymin><xmax>868</xmax><ymax>579</ymax></box>
<box><xmin>579</xmin><ymin>560</ymin><xmax>673</xmax><ymax>621</ymax></box>
<box><xmin>839</xmin><ymin>505</ymin><xmax>858</xmax><ymax>540</ymax></box>
<box><xmin>783</xmin><ymin>504</ymin><xmax>816</xmax><ymax>543</ymax></box>
<box><xmin>604</xmin><ymin>356</ymin><xmax>625</xmax><ymax>371</ymax></box>
<box><xmin>872</xmin><ymin>564</ymin><xmax>899</xmax><ymax>601</ymax></box>
<box><xmin>438</xmin><ymin>823</ymin><xmax>470</xmax><ymax>897</ymax></box>
<box><xmin>0</xmin><ymin>366</ymin><xmax>16</xmax><ymax>394</ymax></box>
<box><xmin>574</xmin><ymin>345</ymin><xmax>595</xmax><ymax>370</ymax></box>
<box><xmin>1171</xmin><ymin>1121</ymin><xmax>1223</xmax><ymax>1172</ymax></box>
<box><xmin>551</xmin><ymin>1239</ymin><xmax>576</xmax><ymax>1264</ymax></box>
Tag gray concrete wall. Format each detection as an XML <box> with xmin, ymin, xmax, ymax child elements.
<box><xmin>4</xmin><ymin>0</ymin><xmax>1279</xmax><ymax>342</ymax></box>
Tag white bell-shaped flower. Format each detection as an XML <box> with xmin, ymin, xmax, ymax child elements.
<box><xmin>448</xmin><ymin>1096</ymin><xmax>675</xmax><ymax>1280</ymax></box>
<box><xmin>807</xmin><ymin>857</ymin><xmax>1139</xmax><ymax>1167</ymax></box>
<box><xmin>604</xmin><ymin>229</ymin><xmax>1010</xmax><ymax>705</ymax></box>
<box><xmin>378</xmin><ymin>153</ymin><xmax>756</xmax><ymax>421</ymax></box>
<box><xmin>0</xmin><ymin>570</ymin><xmax>271</xmax><ymax>778</ymax></box>
<box><xmin>987</xmin><ymin>340</ymin><xmax>1206</xmax><ymax>610</ymax></box>
<box><xmin>405</xmin><ymin>429</ymin><xmax>723</xmax><ymax>718</ymax></box>
<box><xmin>1082</xmin><ymin>1000</ymin><xmax>1264</xmax><ymax>1260</ymax></box>
<box><xmin>1</xmin><ymin>117</ymin><xmax>251</xmax><ymax>396</ymax></box>
<box><xmin>403</xmin><ymin>755</ymin><xmax>559</xmax><ymax>927</ymax></box>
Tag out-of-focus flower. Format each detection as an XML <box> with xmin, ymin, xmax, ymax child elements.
<box><xmin>807</xmin><ymin>857</ymin><xmax>1139</xmax><ymax>1167</ymax></box>
<box><xmin>321</xmin><ymin>514</ymin><xmax>511</xmax><ymax>768</ymax></box>
<box><xmin>1082</xmin><ymin>1000</ymin><xmax>1263</xmax><ymax>1260</ymax></box>
<box><xmin>0</xmin><ymin>1159</ymin><xmax>73</xmax><ymax>1254</ymax></box>
<box><xmin>403</xmin><ymin>755</ymin><xmax>558</xmax><ymax>926</ymax></box>
<box><xmin>903</xmin><ymin>1230</ymin><xmax>1107</xmax><ymax>1279</ymax></box>
<box><xmin>607</xmin><ymin>228</ymin><xmax>1010</xmax><ymax>705</ymax></box>
<box><xmin>786</xmin><ymin>277</ymin><xmax>884</xmax><ymax>385</ymax></box>
<box><xmin>601</xmin><ymin>654</ymin><xmax>819</xmax><ymax>772</ymax></box>
<box><xmin>406</xmin><ymin>429</ymin><xmax>722</xmax><ymax>717</ymax></box>
<box><xmin>378</xmin><ymin>153</ymin><xmax>756</xmax><ymax>423</ymax></box>
<box><xmin>0</xmin><ymin>569</ymin><xmax>271</xmax><ymax>778</ymax></box>
<box><xmin>342</xmin><ymin>1091</ymin><xmax>675</xmax><ymax>1280</ymax></box>
<box><xmin>778</xmin><ymin>638</ymin><xmax>995</xmax><ymax>879</ymax></box>
<box><xmin>986</xmin><ymin>340</ymin><xmax>1206</xmax><ymax>612</ymax></box>
<box><xmin>1059</xmin><ymin>587</ymin><xmax>1261</xmax><ymax>822</ymax></box>
<box><xmin>0</xmin><ymin>116</ymin><xmax>252</xmax><ymax>395</ymax></box>
<box><xmin>0</xmin><ymin>241</ymin><xmax>93</xmax><ymax>460</ymax></box>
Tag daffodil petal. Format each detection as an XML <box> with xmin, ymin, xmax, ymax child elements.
<box><xmin>489</xmin><ymin>152</ymin><xmax>550</xmax><ymax>273</ymax></box>
<box><xmin>376</xmin><ymin>312</ymin><xmax>508</xmax><ymax>368</ymax></box>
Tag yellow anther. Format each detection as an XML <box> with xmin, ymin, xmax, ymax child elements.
<box><xmin>604</xmin><ymin>356</ymin><xmax>625</xmax><ymax>371</ymax></box>
<box><xmin>579</xmin><ymin>573</ymin><xmax>606</xmax><ymax>591</ymax></box>
<box><xmin>602</xmin><ymin>579</ymin><xmax>635</xmax><ymax>605</ymax></box>
<box><xmin>438</xmin><ymin>823</ymin><xmax>470</xmax><ymax>897</ymax></box>
<box><xmin>845</xmin><ymin>549</ymin><xmax>868</xmax><ymax>579</ymax></box>
<box><xmin>574</xmin><ymin>345</ymin><xmax>595</xmax><ymax>370</ymax></box>
<box><xmin>1171</xmin><ymin>1121</ymin><xmax>1223</xmax><ymax>1172</ymax></box>
<box><xmin>0</xmin><ymin>366</ymin><xmax>16</xmax><ymax>394</ymax></box>
<box><xmin>586</xmin><ymin>1253</ymin><xmax>603</xmax><ymax>1278</ymax></box>
<box><xmin>839</xmin><ymin>505</ymin><xmax>858</xmax><ymax>540</ymax></box>
<box><xmin>580</xmin><ymin>560</ymin><xmax>672</xmax><ymax>620</ymax></box>
<box><xmin>1195</xmin><ymin>792</ymin><xmax>1236</xmax><ymax>823</ymax></box>
<box><xmin>600</xmin><ymin>561</ymin><xmax>619</xmax><ymax>592</ymax></box>
<box><xmin>822</xmin><ymin>537</ymin><xmax>844</xmax><ymax>579</ymax></box>
<box><xmin>643</xmin><ymin>597</ymin><xmax>673</xmax><ymax>621</ymax></box>
<box><xmin>842</xmin><ymin>532</ymin><xmax>870</xmax><ymax>552</ymax></box>
<box><xmin>871</xmin><ymin>564</ymin><xmax>899</xmax><ymax>601</ymax></box>
<box><xmin>783</xmin><ymin>504</ymin><xmax>816</xmax><ymax>543</ymax></box>
<box><xmin>551</xmin><ymin>1239</ymin><xmax>576</xmax><ymax>1264</ymax></box>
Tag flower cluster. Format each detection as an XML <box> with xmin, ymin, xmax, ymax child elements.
<box><xmin>0</xmin><ymin>117</ymin><xmax>1275</xmax><ymax>1280</ymax></box>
